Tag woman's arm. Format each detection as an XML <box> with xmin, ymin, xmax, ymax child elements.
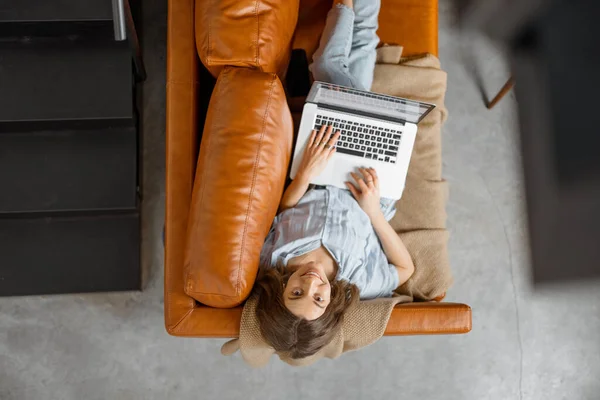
<box><xmin>279</xmin><ymin>125</ymin><xmax>340</xmax><ymax>212</ymax></box>
<box><xmin>346</xmin><ymin>167</ymin><xmax>415</xmax><ymax>286</ymax></box>
<box><xmin>279</xmin><ymin>176</ymin><xmax>310</xmax><ymax>212</ymax></box>
<box><xmin>368</xmin><ymin>210</ymin><xmax>415</xmax><ymax>285</ymax></box>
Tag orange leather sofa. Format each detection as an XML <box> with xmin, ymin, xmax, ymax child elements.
<box><xmin>165</xmin><ymin>0</ymin><xmax>472</xmax><ymax>337</ymax></box>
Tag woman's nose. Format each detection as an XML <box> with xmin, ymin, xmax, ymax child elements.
<box><xmin>304</xmin><ymin>278</ymin><xmax>321</xmax><ymax>292</ymax></box>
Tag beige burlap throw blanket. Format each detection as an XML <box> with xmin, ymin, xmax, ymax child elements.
<box><xmin>221</xmin><ymin>46</ymin><xmax>452</xmax><ymax>367</ymax></box>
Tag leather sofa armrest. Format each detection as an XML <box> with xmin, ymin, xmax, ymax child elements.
<box><xmin>386</xmin><ymin>302</ymin><xmax>472</xmax><ymax>335</ymax></box>
<box><xmin>166</xmin><ymin>302</ymin><xmax>471</xmax><ymax>337</ymax></box>
<box><xmin>165</xmin><ymin>0</ymin><xmax>199</xmax><ymax>331</ymax></box>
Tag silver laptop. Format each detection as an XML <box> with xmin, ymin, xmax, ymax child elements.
<box><xmin>290</xmin><ymin>82</ymin><xmax>435</xmax><ymax>199</ymax></box>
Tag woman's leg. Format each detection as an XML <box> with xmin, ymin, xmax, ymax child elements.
<box><xmin>310</xmin><ymin>0</ymin><xmax>380</xmax><ymax>91</ymax></box>
<box><xmin>347</xmin><ymin>0</ymin><xmax>381</xmax><ymax>91</ymax></box>
<box><xmin>310</xmin><ymin>1</ymin><xmax>362</xmax><ymax>89</ymax></box>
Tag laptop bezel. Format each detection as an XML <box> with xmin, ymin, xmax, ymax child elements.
<box><xmin>307</xmin><ymin>81</ymin><xmax>436</xmax><ymax>125</ymax></box>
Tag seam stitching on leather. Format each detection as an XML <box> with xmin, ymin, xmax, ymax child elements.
<box><xmin>189</xmin><ymin>0</ymin><xmax>197</xmax><ymax>190</ymax></box>
<box><xmin>237</xmin><ymin>74</ymin><xmax>276</xmax><ymax>298</ymax></box>
<box><xmin>254</xmin><ymin>0</ymin><xmax>260</xmax><ymax>67</ymax></box>
<box><xmin>187</xmin><ymin>291</ymin><xmax>238</xmax><ymax>298</ymax></box>
<box><xmin>388</xmin><ymin>328</ymin><xmax>470</xmax><ymax>334</ymax></box>
<box><xmin>170</xmin><ymin>308</ymin><xmax>194</xmax><ymax>333</ymax></box>
<box><xmin>182</xmin><ymin>0</ymin><xmax>198</xmax><ymax>297</ymax></box>
<box><xmin>204</xmin><ymin>59</ymin><xmax>249</xmax><ymax>63</ymax></box>
<box><xmin>207</xmin><ymin>6</ymin><xmax>212</xmax><ymax>65</ymax></box>
<box><xmin>190</xmin><ymin>1</ymin><xmax>196</xmax><ymax>80</ymax></box>
<box><xmin>165</xmin><ymin>0</ymin><xmax>175</xmax><ymax>328</ymax></box>
<box><xmin>394</xmin><ymin>328</ymin><xmax>471</xmax><ymax>333</ymax></box>
<box><xmin>393</xmin><ymin>307</ymin><xmax>471</xmax><ymax>312</ymax></box>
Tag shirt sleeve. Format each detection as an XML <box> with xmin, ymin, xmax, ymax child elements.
<box><xmin>338</xmin><ymin>256</ymin><xmax>400</xmax><ymax>300</ymax></box>
<box><xmin>258</xmin><ymin>216</ymin><xmax>278</xmax><ymax>267</ymax></box>
<box><xmin>357</xmin><ymin>262</ymin><xmax>400</xmax><ymax>300</ymax></box>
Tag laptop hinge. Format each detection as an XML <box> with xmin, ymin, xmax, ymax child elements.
<box><xmin>315</xmin><ymin>102</ymin><xmax>406</xmax><ymax>126</ymax></box>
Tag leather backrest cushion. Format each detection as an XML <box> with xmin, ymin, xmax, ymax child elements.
<box><xmin>195</xmin><ymin>0</ymin><xmax>300</xmax><ymax>78</ymax></box>
<box><xmin>184</xmin><ymin>67</ymin><xmax>294</xmax><ymax>308</ymax></box>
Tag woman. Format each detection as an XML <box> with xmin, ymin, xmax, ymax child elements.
<box><xmin>253</xmin><ymin>0</ymin><xmax>415</xmax><ymax>359</ymax></box>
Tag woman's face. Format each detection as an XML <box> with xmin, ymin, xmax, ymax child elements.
<box><xmin>284</xmin><ymin>262</ymin><xmax>332</xmax><ymax>321</ymax></box>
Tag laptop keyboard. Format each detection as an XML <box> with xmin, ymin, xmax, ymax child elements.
<box><xmin>313</xmin><ymin>114</ymin><xmax>402</xmax><ymax>164</ymax></box>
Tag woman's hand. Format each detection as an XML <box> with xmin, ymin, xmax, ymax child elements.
<box><xmin>296</xmin><ymin>125</ymin><xmax>340</xmax><ymax>183</ymax></box>
<box><xmin>347</xmin><ymin>167</ymin><xmax>415</xmax><ymax>284</ymax></box>
<box><xmin>279</xmin><ymin>125</ymin><xmax>340</xmax><ymax>212</ymax></box>
<box><xmin>345</xmin><ymin>167</ymin><xmax>382</xmax><ymax>219</ymax></box>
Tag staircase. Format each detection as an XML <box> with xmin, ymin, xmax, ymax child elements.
<box><xmin>0</xmin><ymin>0</ymin><xmax>142</xmax><ymax>295</ymax></box>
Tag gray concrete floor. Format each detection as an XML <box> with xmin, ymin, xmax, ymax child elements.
<box><xmin>1</xmin><ymin>1</ymin><xmax>599</xmax><ymax>399</ymax></box>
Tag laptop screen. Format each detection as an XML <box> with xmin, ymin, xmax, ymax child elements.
<box><xmin>308</xmin><ymin>82</ymin><xmax>435</xmax><ymax>124</ymax></box>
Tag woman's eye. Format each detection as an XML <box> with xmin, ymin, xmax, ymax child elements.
<box><xmin>293</xmin><ymin>290</ymin><xmax>302</xmax><ymax>296</ymax></box>
<box><xmin>315</xmin><ymin>296</ymin><xmax>324</xmax><ymax>302</ymax></box>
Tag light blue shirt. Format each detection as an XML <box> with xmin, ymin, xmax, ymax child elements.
<box><xmin>260</xmin><ymin>186</ymin><xmax>399</xmax><ymax>299</ymax></box>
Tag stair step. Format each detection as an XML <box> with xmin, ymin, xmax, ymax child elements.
<box><xmin>0</xmin><ymin>213</ymin><xmax>140</xmax><ymax>296</ymax></box>
<box><xmin>0</xmin><ymin>0</ymin><xmax>112</xmax><ymax>23</ymax></box>
<box><xmin>0</xmin><ymin>37</ymin><xmax>133</xmax><ymax>124</ymax></box>
<box><xmin>0</xmin><ymin>126</ymin><xmax>138</xmax><ymax>213</ymax></box>
<box><xmin>0</xmin><ymin>20</ymin><xmax>115</xmax><ymax>39</ymax></box>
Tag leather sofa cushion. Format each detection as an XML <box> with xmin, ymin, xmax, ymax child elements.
<box><xmin>293</xmin><ymin>0</ymin><xmax>438</xmax><ymax>61</ymax></box>
<box><xmin>184</xmin><ymin>67</ymin><xmax>294</xmax><ymax>308</ymax></box>
<box><xmin>378</xmin><ymin>0</ymin><xmax>438</xmax><ymax>56</ymax></box>
<box><xmin>195</xmin><ymin>0</ymin><xmax>300</xmax><ymax>78</ymax></box>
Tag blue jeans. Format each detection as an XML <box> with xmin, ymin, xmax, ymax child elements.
<box><xmin>309</xmin><ymin>1</ymin><xmax>381</xmax><ymax>91</ymax></box>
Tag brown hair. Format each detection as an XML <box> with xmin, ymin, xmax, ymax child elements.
<box><xmin>253</xmin><ymin>264</ymin><xmax>359</xmax><ymax>359</ymax></box>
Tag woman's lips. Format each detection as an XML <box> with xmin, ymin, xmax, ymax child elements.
<box><xmin>302</xmin><ymin>269</ymin><xmax>324</xmax><ymax>282</ymax></box>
